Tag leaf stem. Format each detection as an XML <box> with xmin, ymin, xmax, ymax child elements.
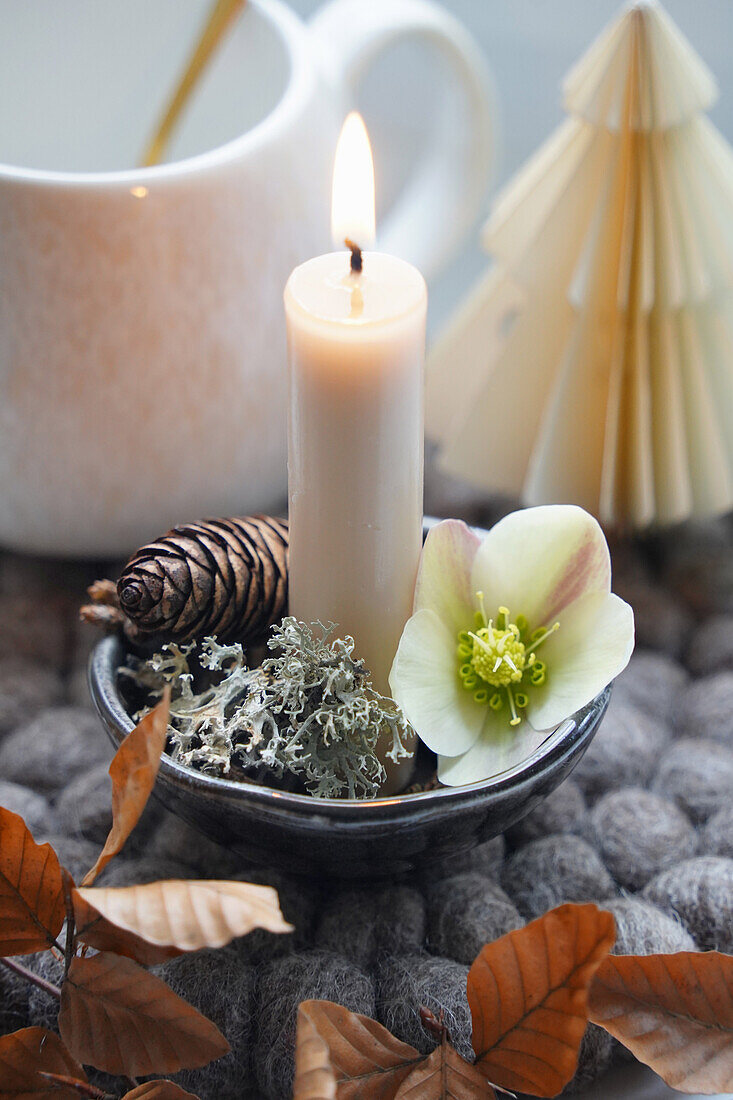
<box><xmin>63</xmin><ymin>874</ymin><xmax>76</xmax><ymax>977</ymax></box>
<box><xmin>39</xmin><ymin>1072</ymin><xmax>108</xmax><ymax>1098</ymax></box>
<box><xmin>0</xmin><ymin>954</ymin><xmax>62</xmax><ymax>1000</ymax></box>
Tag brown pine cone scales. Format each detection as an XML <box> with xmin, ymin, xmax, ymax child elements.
<box><xmin>115</xmin><ymin>516</ymin><xmax>288</xmax><ymax>645</ymax></box>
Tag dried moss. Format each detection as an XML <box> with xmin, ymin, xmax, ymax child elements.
<box><xmin>125</xmin><ymin>618</ymin><xmax>413</xmax><ymax>799</ymax></box>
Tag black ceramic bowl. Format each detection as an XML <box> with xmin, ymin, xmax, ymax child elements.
<box><xmin>89</xmin><ymin>635</ymin><xmax>609</xmax><ymax>879</ymax></box>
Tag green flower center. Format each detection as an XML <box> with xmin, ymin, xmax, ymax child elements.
<box><xmin>457</xmin><ymin>594</ymin><xmax>559</xmax><ymax>727</ymax></box>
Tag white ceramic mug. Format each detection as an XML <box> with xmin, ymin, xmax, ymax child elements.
<box><xmin>0</xmin><ymin>0</ymin><xmax>493</xmax><ymax>556</ymax></box>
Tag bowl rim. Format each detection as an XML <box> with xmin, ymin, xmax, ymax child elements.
<box><xmin>89</xmin><ymin>633</ymin><xmax>610</xmax><ymax>821</ymax></box>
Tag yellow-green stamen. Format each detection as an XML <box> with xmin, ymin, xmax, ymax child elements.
<box><xmin>457</xmin><ymin>594</ymin><xmax>559</xmax><ymax>728</ymax></box>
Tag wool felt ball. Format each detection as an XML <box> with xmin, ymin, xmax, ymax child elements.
<box><xmin>643</xmin><ymin>856</ymin><xmax>733</xmax><ymax>953</ymax></box>
<box><xmin>317</xmin><ymin>884</ymin><xmax>427</xmax><ymax>965</ymax></box>
<box><xmin>0</xmin><ymin>959</ymin><xmax>29</xmax><ymax>1036</ymax></box>
<box><xmin>572</xmin><ymin>703</ymin><xmax>670</xmax><ymax>802</ymax></box>
<box><xmin>67</xmin><ymin>663</ymin><xmax>93</xmax><ymax>710</ymax></box>
<box><xmin>25</xmin><ymin>950</ymin><xmax>65</xmax><ymax>1033</ymax></box>
<box><xmin>501</xmin><ymin>835</ymin><xmax>615</xmax><ymax>920</ymax></box>
<box><xmin>564</xmin><ymin>1024</ymin><xmax>614</xmax><ymax>1094</ymax></box>
<box><xmin>425</xmin><ymin>872</ymin><xmax>523</xmax><ymax>965</ymax></box>
<box><xmin>96</xmin><ymin>855</ymin><xmax>193</xmax><ymax>887</ymax></box>
<box><xmin>37</xmin><ymin>834</ymin><xmax>101</xmax><ymax>884</ymax></box>
<box><xmin>686</xmin><ymin>615</ymin><xmax>733</xmax><ymax>676</ymax></box>
<box><xmin>506</xmin><ymin>779</ymin><xmax>587</xmax><ymax>847</ymax></box>
<box><xmin>123</xmin><ymin>795</ymin><xmax>167</xmax><ymax>854</ymax></box>
<box><xmin>659</xmin><ymin>518</ymin><xmax>733</xmax><ymax>616</ymax></box>
<box><xmin>612</xmin><ymin>650</ymin><xmax>687</xmax><ymax>725</ymax></box>
<box><xmin>156</xmin><ymin>947</ymin><xmax>256</xmax><ymax>1100</ymax></box>
<box><xmin>54</xmin><ymin>762</ymin><xmax>113</xmax><ymax>844</ymax></box>
<box><xmin>146</xmin><ymin>812</ymin><xmax>245</xmax><ymax>879</ymax></box>
<box><xmin>676</xmin><ymin>671</ymin><xmax>733</xmax><ymax>746</ymax></box>
<box><xmin>314</xmin><ymin>889</ymin><xmax>378</xmax><ymax>968</ymax></box>
<box><xmin>373</xmin><ymin>884</ymin><xmax>427</xmax><ymax>958</ymax></box>
<box><xmin>376</xmin><ymin>954</ymin><xmax>474</xmax><ymax>1064</ymax></box>
<box><xmin>0</xmin><ymin>659</ymin><xmax>64</xmax><ymax>737</ymax></box>
<box><xmin>254</xmin><ymin>951</ymin><xmax>374</xmax><ymax>1100</ymax></box>
<box><xmin>0</xmin><ymin>780</ymin><xmax>56</xmax><ymax>837</ymax></box>
<box><xmin>602</xmin><ymin>896</ymin><xmax>696</xmax><ymax>955</ymax></box>
<box><xmin>652</xmin><ymin>738</ymin><xmax>733</xmax><ymax>823</ymax></box>
<box><xmin>588</xmin><ymin>789</ymin><xmax>697</xmax><ymax>891</ymax></box>
<box><xmin>233</xmin><ymin>868</ymin><xmax>317</xmax><ymax>962</ymax></box>
<box><xmin>700</xmin><ymin>805</ymin><xmax>733</xmax><ymax>860</ymax></box>
<box><xmin>0</xmin><ymin>706</ymin><xmax>112</xmax><ymax>793</ymax></box>
<box><xmin>0</xmin><ymin>592</ymin><xmax>70</xmax><ymax>671</ymax></box>
<box><xmin>613</xmin><ymin>579</ymin><xmax>691</xmax><ymax>657</ymax></box>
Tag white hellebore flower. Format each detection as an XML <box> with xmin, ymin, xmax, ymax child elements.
<box><xmin>389</xmin><ymin>506</ymin><xmax>634</xmax><ymax>786</ymax></box>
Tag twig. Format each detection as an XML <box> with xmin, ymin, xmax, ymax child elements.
<box><xmin>39</xmin><ymin>1073</ymin><xmax>108</xmax><ymax>1098</ymax></box>
<box><xmin>0</xmin><ymin>955</ymin><xmax>61</xmax><ymax>1000</ymax></box>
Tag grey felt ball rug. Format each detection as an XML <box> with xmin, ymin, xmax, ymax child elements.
<box><xmin>1</xmin><ymin>497</ymin><xmax>732</xmax><ymax>1099</ymax></box>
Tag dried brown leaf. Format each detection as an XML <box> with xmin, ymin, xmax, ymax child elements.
<box><xmin>295</xmin><ymin>1000</ymin><xmax>424</xmax><ymax>1098</ymax></box>
<box><xmin>82</xmin><ymin>689</ymin><xmax>170</xmax><ymax>886</ymax></box>
<box><xmin>59</xmin><ymin>951</ymin><xmax>229</xmax><ymax>1076</ymax></box>
<box><xmin>0</xmin><ymin>807</ymin><xmax>65</xmax><ymax>954</ymax></box>
<box><xmin>294</xmin><ymin>1006</ymin><xmax>338</xmax><ymax>1099</ymax></box>
<box><xmin>122</xmin><ymin>1084</ymin><xmax>201</xmax><ymax>1099</ymax></box>
<box><xmin>468</xmin><ymin>903</ymin><xmax>616</xmax><ymax>1097</ymax></box>
<box><xmin>0</xmin><ymin>1027</ymin><xmax>87</xmax><ymax>1100</ymax></box>
<box><xmin>71</xmin><ymin>887</ymin><xmax>182</xmax><ymax>966</ymax></box>
<box><xmin>395</xmin><ymin>1039</ymin><xmax>494</xmax><ymax>1098</ymax></box>
<box><xmin>588</xmin><ymin>951</ymin><xmax>733</xmax><ymax>1093</ymax></box>
<box><xmin>75</xmin><ymin>879</ymin><xmax>292</xmax><ymax>952</ymax></box>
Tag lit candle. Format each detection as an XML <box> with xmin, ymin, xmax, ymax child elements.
<box><xmin>284</xmin><ymin>113</ymin><xmax>426</xmax><ymax>791</ymax></box>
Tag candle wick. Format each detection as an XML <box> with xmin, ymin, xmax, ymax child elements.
<box><xmin>345</xmin><ymin>238</ymin><xmax>363</xmax><ymax>274</ymax></box>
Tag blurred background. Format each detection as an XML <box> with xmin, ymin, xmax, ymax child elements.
<box><xmin>291</xmin><ymin>0</ymin><xmax>733</xmax><ymax>337</ymax></box>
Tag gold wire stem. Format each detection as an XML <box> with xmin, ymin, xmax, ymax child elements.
<box><xmin>140</xmin><ymin>0</ymin><xmax>246</xmax><ymax>168</ymax></box>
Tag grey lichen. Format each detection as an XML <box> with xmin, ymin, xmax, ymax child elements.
<box><xmin>123</xmin><ymin>618</ymin><xmax>413</xmax><ymax>799</ymax></box>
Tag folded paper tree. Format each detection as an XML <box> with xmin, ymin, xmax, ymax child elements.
<box><xmin>427</xmin><ymin>0</ymin><xmax>733</xmax><ymax>529</ymax></box>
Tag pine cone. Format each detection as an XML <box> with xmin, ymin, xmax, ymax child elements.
<box><xmin>116</xmin><ymin>516</ymin><xmax>288</xmax><ymax>645</ymax></box>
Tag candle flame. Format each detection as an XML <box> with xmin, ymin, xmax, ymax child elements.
<box><xmin>331</xmin><ymin>112</ymin><xmax>376</xmax><ymax>252</ymax></box>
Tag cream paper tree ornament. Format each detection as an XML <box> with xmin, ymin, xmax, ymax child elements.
<box><xmin>427</xmin><ymin>0</ymin><xmax>733</xmax><ymax>529</ymax></box>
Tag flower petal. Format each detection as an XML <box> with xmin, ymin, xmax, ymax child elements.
<box><xmin>437</xmin><ymin>707</ymin><xmax>553</xmax><ymax>786</ymax></box>
<box><xmin>528</xmin><ymin>591</ymin><xmax>635</xmax><ymax>729</ymax></box>
<box><xmin>471</xmin><ymin>505</ymin><xmax>612</xmax><ymax>626</ymax></box>
<box><xmin>414</xmin><ymin>519</ymin><xmax>481</xmax><ymax>636</ymax></box>
<box><xmin>389</xmin><ymin>608</ymin><xmax>484</xmax><ymax>757</ymax></box>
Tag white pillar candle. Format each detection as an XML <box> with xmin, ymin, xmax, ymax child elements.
<box><xmin>284</xmin><ymin>114</ymin><xmax>426</xmax><ymax>791</ymax></box>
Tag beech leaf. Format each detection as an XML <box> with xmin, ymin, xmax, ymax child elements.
<box><xmin>71</xmin><ymin>887</ymin><xmax>182</xmax><ymax>966</ymax></box>
<box><xmin>59</xmin><ymin>952</ymin><xmax>230</xmax><ymax>1076</ymax></box>
<box><xmin>294</xmin><ymin>1006</ymin><xmax>338</xmax><ymax>1099</ymax></box>
<box><xmin>468</xmin><ymin>903</ymin><xmax>616</xmax><ymax>1097</ymax></box>
<box><xmin>82</xmin><ymin>689</ymin><xmax>170</xmax><ymax>886</ymax></box>
<box><xmin>122</xmin><ymin>1084</ymin><xmax>201</xmax><ymax>1099</ymax></box>
<box><xmin>588</xmin><ymin>951</ymin><xmax>733</xmax><ymax>1093</ymax></box>
<box><xmin>395</xmin><ymin>1040</ymin><xmax>495</xmax><ymax>1098</ymax></box>
<box><xmin>0</xmin><ymin>1027</ymin><xmax>87</xmax><ymax>1100</ymax></box>
<box><xmin>295</xmin><ymin>1000</ymin><xmax>424</xmax><ymax>1098</ymax></box>
<box><xmin>0</xmin><ymin>807</ymin><xmax>65</xmax><ymax>954</ymax></box>
<box><xmin>75</xmin><ymin>879</ymin><xmax>292</xmax><ymax>952</ymax></box>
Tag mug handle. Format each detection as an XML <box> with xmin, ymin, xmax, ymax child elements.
<box><xmin>309</xmin><ymin>0</ymin><xmax>495</xmax><ymax>281</ymax></box>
